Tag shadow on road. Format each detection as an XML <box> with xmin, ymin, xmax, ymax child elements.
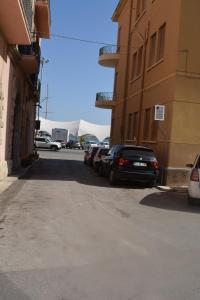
<box><xmin>21</xmin><ymin>157</ymin><xmax>147</xmax><ymax>190</ymax></box>
<box><xmin>140</xmin><ymin>190</ymin><xmax>200</xmax><ymax>214</ymax></box>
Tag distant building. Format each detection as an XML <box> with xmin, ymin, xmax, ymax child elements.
<box><xmin>40</xmin><ymin>118</ymin><xmax>111</xmax><ymax>142</ymax></box>
<box><xmin>0</xmin><ymin>0</ymin><xmax>51</xmax><ymax>179</ymax></box>
<box><xmin>96</xmin><ymin>0</ymin><xmax>200</xmax><ymax>186</ymax></box>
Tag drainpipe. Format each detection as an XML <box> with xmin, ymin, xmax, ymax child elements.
<box><xmin>120</xmin><ymin>0</ymin><xmax>134</xmax><ymax>143</ymax></box>
<box><xmin>136</xmin><ymin>22</ymin><xmax>150</xmax><ymax>145</ymax></box>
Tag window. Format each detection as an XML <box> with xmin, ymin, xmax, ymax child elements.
<box><xmin>117</xmin><ymin>27</ymin><xmax>121</xmax><ymax>52</ymax></box>
<box><xmin>113</xmin><ymin>72</ymin><xmax>118</xmax><ymax>97</ymax></box>
<box><xmin>148</xmin><ymin>23</ymin><xmax>166</xmax><ymax>67</ymax></box>
<box><xmin>143</xmin><ymin>107</ymin><xmax>158</xmax><ymax>141</ymax></box>
<box><xmin>148</xmin><ymin>33</ymin><xmax>157</xmax><ymax>67</ymax></box>
<box><xmin>157</xmin><ymin>23</ymin><xmax>166</xmax><ymax>61</ymax></box>
<box><xmin>136</xmin><ymin>0</ymin><xmax>146</xmax><ymax>19</ymax></box>
<box><xmin>131</xmin><ymin>52</ymin><xmax>137</xmax><ymax>79</ymax></box>
<box><xmin>136</xmin><ymin>46</ymin><xmax>143</xmax><ymax>76</ymax></box>
<box><xmin>136</xmin><ymin>0</ymin><xmax>141</xmax><ymax>18</ymax></box>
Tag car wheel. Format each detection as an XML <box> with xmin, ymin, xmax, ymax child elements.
<box><xmin>109</xmin><ymin>169</ymin><xmax>118</xmax><ymax>185</ymax></box>
<box><xmin>188</xmin><ymin>195</ymin><xmax>199</xmax><ymax>205</ymax></box>
<box><xmin>147</xmin><ymin>180</ymin><xmax>155</xmax><ymax>188</ymax></box>
<box><xmin>94</xmin><ymin>163</ymin><xmax>98</xmax><ymax>172</ymax></box>
<box><xmin>51</xmin><ymin>146</ymin><xmax>58</xmax><ymax>151</ymax></box>
<box><xmin>99</xmin><ymin>164</ymin><xmax>105</xmax><ymax>176</ymax></box>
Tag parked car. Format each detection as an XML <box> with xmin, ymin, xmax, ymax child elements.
<box><xmin>66</xmin><ymin>140</ymin><xmax>81</xmax><ymax>149</ymax></box>
<box><xmin>84</xmin><ymin>146</ymin><xmax>99</xmax><ymax>166</ymax></box>
<box><xmin>34</xmin><ymin>137</ymin><xmax>61</xmax><ymax>151</ymax></box>
<box><xmin>54</xmin><ymin>139</ymin><xmax>66</xmax><ymax>148</ymax></box>
<box><xmin>99</xmin><ymin>144</ymin><xmax>159</xmax><ymax>186</ymax></box>
<box><xmin>187</xmin><ymin>154</ymin><xmax>200</xmax><ymax>204</ymax></box>
<box><xmin>93</xmin><ymin>147</ymin><xmax>109</xmax><ymax>171</ymax></box>
<box><xmin>97</xmin><ymin>142</ymin><xmax>109</xmax><ymax>149</ymax></box>
<box><xmin>82</xmin><ymin>141</ymin><xmax>98</xmax><ymax>150</ymax></box>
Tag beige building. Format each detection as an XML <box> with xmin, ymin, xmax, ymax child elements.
<box><xmin>96</xmin><ymin>0</ymin><xmax>200</xmax><ymax>186</ymax></box>
<box><xmin>0</xmin><ymin>0</ymin><xmax>50</xmax><ymax>180</ymax></box>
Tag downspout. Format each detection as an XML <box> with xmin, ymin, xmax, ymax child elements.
<box><xmin>120</xmin><ymin>0</ymin><xmax>134</xmax><ymax>143</ymax></box>
<box><xmin>136</xmin><ymin>21</ymin><xmax>150</xmax><ymax>145</ymax></box>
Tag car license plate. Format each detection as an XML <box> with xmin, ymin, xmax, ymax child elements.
<box><xmin>133</xmin><ymin>162</ymin><xmax>147</xmax><ymax>167</ymax></box>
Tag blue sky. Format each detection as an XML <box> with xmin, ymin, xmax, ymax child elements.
<box><xmin>40</xmin><ymin>0</ymin><xmax>119</xmax><ymax>125</ymax></box>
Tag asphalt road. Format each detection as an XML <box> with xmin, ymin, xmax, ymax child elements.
<box><xmin>0</xmin><ymin>149</ymin><xmax>200</xmax><ymax>300</ymax></box>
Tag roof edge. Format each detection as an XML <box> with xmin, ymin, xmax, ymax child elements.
<box><xmin>112</xmin><ymin>0</ymin><xmax>127</xmax><ymax>22</ymax></box>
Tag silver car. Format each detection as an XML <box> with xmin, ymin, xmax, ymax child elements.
<box><xmin>34</xmin><ymin>137</ymin><xmax>61</xmax><ymax>151</ymax></box>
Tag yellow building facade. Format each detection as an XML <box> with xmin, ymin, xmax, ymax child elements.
<box><xmin>96</xmin><ymin>0</ymin><xmax>200</xmax><ymax>186</ymax></box>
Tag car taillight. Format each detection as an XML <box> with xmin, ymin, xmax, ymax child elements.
<box><xmin>190</xmin><ymin>169</ymin><xmax>199</xmax><ymax>182</ymax></box>
<box><xmin>116</xmin><ymin>157</ymin><xmax>129</xmax><ymax>166</ymax></box>
<box><xmin>150</xmin><ymin>160</ymin><xmax>159</xmax><ymax>170</ymax></box>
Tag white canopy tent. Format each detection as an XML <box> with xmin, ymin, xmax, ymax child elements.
<box><xmin>39</xmin><ymin>118</ymin><xmax>111</xmax><ymax>141</ymax></box>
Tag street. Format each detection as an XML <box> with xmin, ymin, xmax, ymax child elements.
<box><xmin>0</xmin><ymin>149</ymin><xmax>200</xmax><ymax>300</ymax></box>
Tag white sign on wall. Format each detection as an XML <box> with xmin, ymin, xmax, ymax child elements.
<box><xmin>154</xmin><ymin>105</ymin><xmax>165</xmax><ymax>121</ymax></box>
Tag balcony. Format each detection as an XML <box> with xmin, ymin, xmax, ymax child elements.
<box><xmin>0</xmin><ymin>0</ymin><xmax>33</xmax><ymax>44</ymax></box>
<box><xmin>18</xmin><ymin>43</ymin><xmax>40</xmax><ymax>74</ymax></box>
<box><xmin>35</xmin><ymin>0</ymin><xmax>51</xmax><ymax>38</ymax></box>
<box><xmin>98</xmin><ymin>46</ymin><xmax>119</xmax><ymax>68</ymax></box>
<box><xmin>95</xmin><ymin>93</ymin><xmax>115</xmax><ymax>109</ymax></box>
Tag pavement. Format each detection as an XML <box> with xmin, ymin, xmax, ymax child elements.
<box><xmin>0</xmin><ymin>149</ymin><xmax>199</xmax><ymax>300</ymax></box>
<box><xmin>0</xmin><ymin>159</ymin><xmax>39</xmax><ymax>195</ymax></box>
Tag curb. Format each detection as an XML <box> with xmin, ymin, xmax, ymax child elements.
<box><xmin>0</xmin><ymin>158</ymin><xmax>40</xmax><ymax>195</ymax></box>
<box><xmin>156</xmin><ymin>185</ymin><xmax>188</xmax><ymax>193</ymax></box>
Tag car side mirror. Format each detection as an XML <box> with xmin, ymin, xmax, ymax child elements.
<box><xmin>186</xmin><ymin>163</ymin><xmax>193</xmax><ymax>168</ymax></box>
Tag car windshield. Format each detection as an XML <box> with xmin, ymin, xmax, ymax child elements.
<box><xmin>46</xmin><ymin>138</ymin><xmax>52</xmax><ymax>142</ymax></box>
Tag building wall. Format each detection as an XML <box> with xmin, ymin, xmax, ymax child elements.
<box><xmin>169</xmin><ymin>0</ymin><xmax>200</xmax><ymax>168</ymax></box>
<box><xmin>109</xmin><ymin>0</ymin><xmax>200</xmax><ymax>185</ymax></box>
<box><xmin>0</xmin><ymin>0</ymin><xmax>50</xmax><ymax>180</ymax></box>
<box><xmin>0</xmin><ymin>33</ymin><xmax>11</xmax><ymax>179</ymax></box>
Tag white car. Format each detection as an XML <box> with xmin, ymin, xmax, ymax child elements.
<box><xmin>187</xmin><ymin>154</ymin><xmax>200</xmax><ymax>204</ymax></box>
<box><xmin>35</xmin><ymin>137</ymin><xmax>61</xmax><ymax>151</ymax></box>
<box><xmin>83</xmin><ymin>141</ymin><xmax>98</xmax><ymax>150</ymax></box>
<box><xmin>93</xmin><ymin>147</ymin><xmax>109</xmax><ymax>171</ymax></box>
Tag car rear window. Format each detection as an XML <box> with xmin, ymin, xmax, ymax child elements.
<box><xmin>121</xmin><ymin>148</ymin><xmax>155</xmax><ymax>158</ymax></box>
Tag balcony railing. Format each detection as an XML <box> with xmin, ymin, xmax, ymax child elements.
<box><xmin>99</xmin><ymin>46</ymin><xmax>118</xmax><ymax>56</ymax></box>
<box><xmin>95</xmin><ymin>93</ymin><xmax>115</xmax><ymax>109</ymax></box>
<box><xmin>18</xmin><ymin>43</ymin><xmax>41</xmax><ymax>74</ymax></box>
<box><xmin>98</xmin><ymin>46</ymin><xmax>119</xmax><ymax>68</ymax></box>
<box><xmin>96</xmin><ymin>92</ymin><xmax>113</xmax><ymax>102</ymax></box>
<box><xmin>21</xmin><ymin>0</ymin><xmax>33</xmax><ymax>34</ymax></box>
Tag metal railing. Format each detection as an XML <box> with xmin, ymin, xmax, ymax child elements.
<box><xmin>99</xmin><ymin>46</ymin><xmax>118</xmax><ymax>56</ymax></box>
<box><xmin>18</xmin><ymin>43</ymin><xmax>41</xmax><ymax>71</ymax></box>
<box><xmin>96</xmin><ymin>92</ymin><xmax>113</xmax><ymax>102</ymax></box>
<box><xmin>36</xmin><ymin>0</ymin><xmax>50</xmax><ymax>3</ymax></box>
<box><xmin>21</xmin><ymin>0</ymin><xmax>33</xmax><ymax>33</ymax></box>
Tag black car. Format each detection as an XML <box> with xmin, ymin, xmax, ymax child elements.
<box><xmin>99</xmin><ymin>144</ymin><xmax>159</xmax><ymax>186</ymax></box>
